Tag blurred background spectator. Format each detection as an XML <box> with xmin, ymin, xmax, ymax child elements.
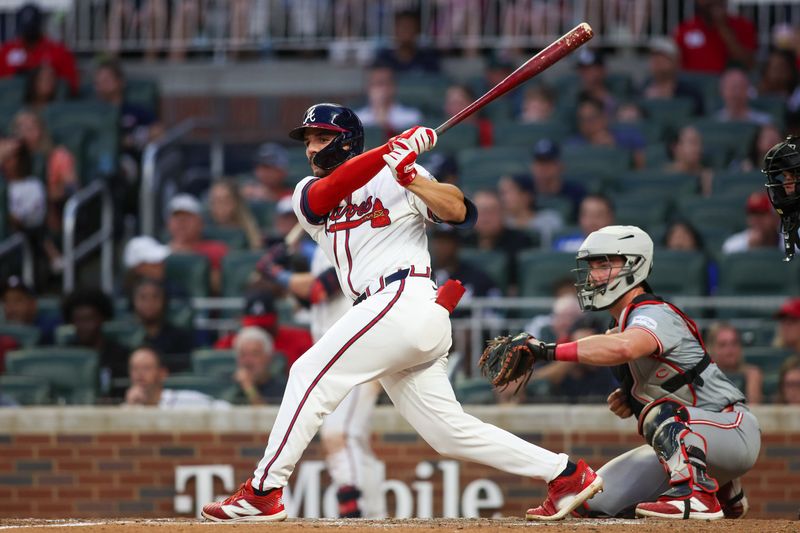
<box><xmin>524</xmin><ymin>139</ymin><xmax>585</xmax><ymax>214</ymax></box>
<box><xmin>498</xmin><ymin>175</ymin><xmax>563</xmax><ymax>247</ymax></box>
<box><xmin>23</xmin><ymin>64</ymin><xmax>59</xmax><ymax>112</ymax></box>
<box><xmin>373</xmin><ymin>10</ymin><xmax>441</xmax><ymax>74</ymax></box>
<box><xmin>706</xmin><ymin>322</ymin><xmax>763</xmax><ymax>404</ymax></box>
<box><xmin>642</xmin><ymin>38</ymin><xmax>704</xmax><ymax>115</ymax></box>
<box><xmin>241</xmin><ymin>143</ymin><xmax>292</xmax><ymax>202</ymax></box>
<box><xmin>207</xmin><ymin>180</ymin><xmax>262</xmax><ymax>250</ymax></box>
<box><xmin>715</xmin><ymin>67</ymin><xmax>772</xmax><ymax>125</ymax></box>
<box><xmin>226</xmin><ymin>326</ymin><xmax>286</xmax><ymax>406</ymax></box>
<box><xmin>665</xmin><ymin>125</ymin><xmax>714</xmax><ymax>195</ymax></box>
<box><xmin>774</xmin><ymin>298</ymin><xmax>800</xmax><ymax>354</ymax></box>
<box><xmin>519</xmin><ymin>84</ymin><xmax>556</xmax><ymax>124</ymax></box>
<box><xmin>554</xmin><ymin>194</ymin><xmax>616</xmax><ymax>252</ymax></box>
<box><xmin>722</xmin><ymin>192</ymin><xmax>780</xmax><ymax>253</ymax></box>
<box><xmin>356</xmin><ymin>64</ymin><xmax>423</xmax><ymax>135</ymax></box>
<box><xmin>777</xmin><ymin>356</ymin><xmax>800</xmax><ymax>404</ymax></box>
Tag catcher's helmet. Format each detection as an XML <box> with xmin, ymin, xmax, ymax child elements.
<box><xmin>289</xmin><ymin>103</ymin><xmax>364</xmax><ymax>171</ymax></box>
<box><xmin>762</xmin><ymin>135</ymin><xmax>800</xmax><ymax>260</ymax></box>
<box><xmin>573</xmin><ymin>225</ymin><xmax>654</xmax><ymax>311</ymax></box>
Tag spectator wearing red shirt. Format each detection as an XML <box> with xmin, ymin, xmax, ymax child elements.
<box><xmin>674</xmin><ymin>0</ymin><xmax>756</xmax><ymax>73</ymax></box>
<box><xmin>166</xmin><ymin>194</ymin><xmax>228</xmax><ymax>295</ymax></box>
<box><xmin>214</xmin><ymin>290</ymin><xmax>313</xmax><ymax>369</ymax></box>
<box><xmin>0</xmin><ymin>4</ymin><xmax>79</xmax><ymax>94</ymax></box>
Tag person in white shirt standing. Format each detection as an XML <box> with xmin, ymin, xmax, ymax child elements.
<box><xmin>202</xmin><ymin>103</ymin><xmax>602</xmax><ymax>522</ymax></box>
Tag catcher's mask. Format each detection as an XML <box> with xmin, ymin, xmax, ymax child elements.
<box><xmin>762</xmin><ymin>135</ymin><xmax>800</xmax><ymax>260</ymax></box>
<box><xmin>289</xmin><ymin>103</ymin><xmax>364</xmax><ymax>171</ymax></box>
<box><xmin>573</xmin><ymin>225</ymin><xmax>653</xmax><ymax>311</ymax></box>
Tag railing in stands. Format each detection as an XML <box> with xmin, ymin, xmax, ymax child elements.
<box><xmin>17</xmin><ymin>0</ymin><xmax>795</xmax><ymax>57</ymax></box>
<box><xmin>191</xmin><ymin>294</ymin><xmax>786</xmax><ymax>373</ymax></box>
<box><xmin>140</xmin><ymin>117</ymin><xmax>223</xmax><ymax>237</ymax></box>
<box><xmin>62</xmin><ymin>180</ymin><xmax>114</xmax><ymax>293</ymax></box>
<box><xmin>0</xmin><ymin>232</ymin><xmax>34</xmax><ymax>288</ymax></box>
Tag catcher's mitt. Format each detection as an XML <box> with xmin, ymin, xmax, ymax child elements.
<box><xmin>479</xmin><ymin>332</ymin><xmax>537</xmax><ymax>393</ymax></box>
<box><xmin>479</xmin><ymin>333</ymin><xmax>557</xmax><ymax>393</ymax></box>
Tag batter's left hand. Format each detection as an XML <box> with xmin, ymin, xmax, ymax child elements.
<box><xmin>383</xmin><ymin>143</ymin><xmax>418</xmax><ymax>187</ymax></box>
<box><xmin>390</xmin><ymin>126</ymin><xmax>437</xmax><ymax>155</ymax></box>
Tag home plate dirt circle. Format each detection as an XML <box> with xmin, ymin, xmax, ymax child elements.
<box><xmin>0</xmin><ymin>518</ymin><xmax>798</xmax><ymax>532</ymax></box>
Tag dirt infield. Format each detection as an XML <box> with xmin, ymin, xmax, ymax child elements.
<box><xmin>0</xmin><ymin>518</ymin><xmax>798</xmax><ymax>533</ymax></box>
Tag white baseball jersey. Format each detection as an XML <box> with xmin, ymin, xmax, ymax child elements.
<box><xmin>309</xmin><ymin>246</ymin><xmax>352</xmax><ymax>342</ymax></box>
<box><xmin>292</xmin><ymin>164</ymin><xmax>439</xmax><ymax>300</ymax></box>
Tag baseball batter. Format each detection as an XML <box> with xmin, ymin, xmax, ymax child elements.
<box><xmin>202</xmin><ymin>103</ymin><xmax>603</xmax><ymax>522</ymax></box>
<box><xmin>483</xmin><ymin>225</ymin><xmax>761</xmax><ymax>520</ymax></box>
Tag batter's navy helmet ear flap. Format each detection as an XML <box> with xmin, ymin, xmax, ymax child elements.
<box><xmin>762</xmin><ymin>135</ymin><xmax>800</xmax><ymax>260</ymax></box>
<box><xmin>289</xmin><ymin>103</ymin><xmax>365</xmax><ymax>171</ymax></box>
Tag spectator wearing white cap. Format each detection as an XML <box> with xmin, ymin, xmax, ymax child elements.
<box><xmin>166</xmin><ymin>193</ymin><xmax>228</xmax><ymax>294</ymax></box>
<box><xmin>241</xmin><ymin>143</ymin><xmax>292</xmax><ymax>203</ymax></box>
<box><xmin>642</xmin><ymin>37</ymin><xmax>705</xmax><ymax>115</ymax></box>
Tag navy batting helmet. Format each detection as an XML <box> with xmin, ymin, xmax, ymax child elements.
<box><xmin>762</xmin><ymin>135</ymin><xmax>800</xmax><ymax>260</ymax></box>
<box><xmin>289</xmin><ymin>103</ymin><xmax>364</xmax><ymax>171</ymax></box>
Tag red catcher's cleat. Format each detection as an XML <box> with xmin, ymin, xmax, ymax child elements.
<box><xmin>201</xmin><ymin>478</ymin><xmax>287</xmax><ymax>522</ymax></box>
<box><xmin>635</xmin><ymin>488</ymin><xmax>723</xmax><ymax>520</ymax></box>
<box><xmin>526</xmin><ymin>460</ymin><xmax>604</xmax><ymax>521</ymax></box>
<box><xmin>718</xmin><ymin>478</ymin><xmax>749</xmax><ymax>519</ymax></box>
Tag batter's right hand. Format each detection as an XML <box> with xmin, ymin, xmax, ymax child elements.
<box><xmin>391</xmin><ymin>126</ymin><xmax>437</xmax><ymax>155</ymax></box>
<box><xmin>607</xmin><ymin>388</ymin><xmax>633</xmax><ymax>419</ymax></box>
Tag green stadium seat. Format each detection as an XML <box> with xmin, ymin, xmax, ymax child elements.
<box><xmin>615</xmin><ymin>170</ymin><xmax>697</xmax><ymax>199</ymax></box>
<box><xmin>460</xmin><ymin>248</ymin><xmax>509</xmax><ymax>291</ymax></box>
<box><xmin>643</xmin><ymin>143</ymin><xmax>670</xmax><ymax>169</ymax></box>
<box><xmin>562</xmin><ymin>145</ymin><xmax>632</xmax><ymax>179</ymax></box>
<box><xmin>162</xmin><ymin>374</ymin><xmax>230</xmax><ymax>399</ymax></box>
<box><xmin>676</xmin><ymin>196</ymin><xmax>746</xmax><ymax>235</ymax></box>
<box><xmin>536</xmin><ymin>196</ymin><xmax>574</xmax><ymax>221</ymax></box>
<box><xmin>286</xmin><ymin>147</ymin><xmax>311</xmax><ymax>185</ymax></box>
<box><xmin>457</xmin><ymin>146</ymin><xmax>529</xmax><ymax>192</ymax></box>
<box><xmin>713</xmin><ymin>171</ymin><xmax>763</xmax><ymax>195</ymax></box>
<box><xmin>165</xmin><ymin>253</ymin><xmax>211</xmax><ymax>298</ymax></box>
<box><xmin>454</xmin><ymin>377</ymin><xmax>495</xmax><ymax>404</ymax></box>
<box><xmin>491</xmin><ymin>121</ymin><xmax>569</xmax><ymax>147</ymax></box>
<box><xmin>43</xmin><ymin>102</ymin><xmax>120</xmax><ymax>181</ymax></box>
<box><xmin>124</xmin><ymin>78</ymin><xmax>160</xmax><ymax>117</ymax></box>
<box><xmin>517</xmin><ymin>250</ymin><xmax>576</xmax><ymax>297</ymax></box>
<box><xmin>395</xmin><ymin>74</ymin><xmax>451</xmax><ymax>117</ymax></box>
<box><xmin>434</xmin><ymin>123</ymin><xmax>478</xmax><ymax>154</ymax></box>
<box><xmin>0</xmin><ymin>375</ymin><xmax>50</xmax><ymax>405</ymax></box>
<box><xmin>751</xmin><ymin>96</ymin><xmax>786</xmax><ymax>128</ymax></box>
<box><xmin>742</xmin><ymin>346</ymin><xmax>793</xmax><ymax>373</ymax></box>
<box><xmin>692</xmin><ymin>119</ymin><xmax>759</xmax><ymax>167</ymax></box>
<box><xmin>5</xmin><ymin>348</ymin><xmax>98</xmax><ymax>404</ymax></box>
<box><xmin>102</xmin><ymin>321</ymin><xmax>145</xmax><ymax>349</ymax></box>
<box><xmin>762</xmin><ymin>371</ymin><xmax>780</xmax><ymax>401</ymax></box>
<box><xmin>221</xmin><ymin>250</ymin><xmax>263</xmax><ymax>297</ymax></box>
<box><xmin>639</xmin><ymin>97</ymin><xmax>695</xmax><ymax>139</ymax></box>
<box><xmin>614</xmin><ymin>193</ymin><xmax>670</xmax><ymax>230</ymax></box>
<box><xmin>0</xmin><ymin>77</ymin><xmax>26</xmax><ymax>110</ymax></box>
<box><xmin>678</xmin><ymin>72</ymin><xmax>719</xmax><ymax>114</ymax></box>
<box><xmin>649</xmin><ymin>250</ymin><xmax>707</xmax><ymax>296</ymax></box>
<box><xmin>718</xmin><ymin>250</ymin><xmax>800</xmax><ymax>297</ymax></box>
<box><xmin>0</xmin><ymin>180</ymin><xmax>6</xmax><ymax>239</ymax></box>
<box><xmin>249</xmin><ymin>200</ymin><xmax>276</xmax><ymax>229</ymax></box>
<box><xmin>203</xmin><ymin>226</ymin><xmax>248</xmax><ymax>250</ymax></box>
<box><xmin>0</xmin><ymin>323</ymin><xmax>40</xmax><ymax>347</ymax></box>
<box><xmin>192</xmin><ymin>349</ymin><xmax>236</xmax><ymax>376</ymax></box>
<box><xmin>363</xmin><ymin>125</ymin><xmax>389</xmax><ymax>150</ymax></box>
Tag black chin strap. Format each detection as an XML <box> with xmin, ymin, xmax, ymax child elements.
<box><xmin>781</xmin><ymin>215</ymin><xmax>800</xmax><ymax>262</ymax></box>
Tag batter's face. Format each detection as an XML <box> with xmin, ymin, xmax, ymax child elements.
<box><xmin>304</xmin><ymin>128</ymin><xmax>338</xmax><ymax>177</ymax></box>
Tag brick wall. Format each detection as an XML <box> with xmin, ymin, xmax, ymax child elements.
<box><xmin>0</xmin><ymin>407</ymin><xmax>797</xmax><ymax>519</ymax></box>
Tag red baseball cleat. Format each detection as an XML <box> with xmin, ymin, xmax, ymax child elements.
<box><xmin>201</xmin><ymin>478</ymin><xmax>287</xmax><ymax>522</ymax></box>
<box><xmin>635</xmin><ymin>488</ymin><xmax>723</xmax><ymax>520</ymax></box>
<box><xmin>718</xmin><ymin>478</ymin><xmax>749</xmax><ymax>519</ymax></box>
<box><xmin>526</xmin><ymin>460</ymin><xmax>604</xmax><ymax>521</ymax></box>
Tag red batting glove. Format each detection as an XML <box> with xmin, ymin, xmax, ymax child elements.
<box><xmin>382</xmin><ymin>142</ymin><xmax>418</xmax><ymax>187</ymax></box>
<box><xmin>389</xmin><ymin>126</ymin><xmax>437</xmax><ymax>155</ymax></box>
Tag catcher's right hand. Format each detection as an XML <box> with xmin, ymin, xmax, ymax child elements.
<box><xmin>478</xmin><ymin>333</ymin><xmax>555</xmax><ymax>393</ymax></box>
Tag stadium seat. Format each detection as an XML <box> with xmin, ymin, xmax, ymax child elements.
<box><xmin>0</xmin><ymin>77</ymin><xmax>26</xmax><ymax>110</ymax></box>
<box><xmin>491</xmin><ymin>121</ymin><xmax>569</xmax><ymax>147</ymax></box>
<box><xmin>454</xmin><ymin>377</ymin><xmax>496</xmax><ymax>404</ymax></box>
<box><xmin>517</xmin><ymin>251</ymin><xmax>576</xmax><ymax>297</ymax></box>
<box><xmin>742</xmin><ymin>346</ymin><xmax>793</xmax><ymax>373</ymax></box>
<box><xmin>203</xmin><ymin>226</ymin><xmax>248</xmax><ymax>250</ymax></box>
<box><xmin>249</xmin><ymin>200</ymin><xmax>276</xmax><ymax>229</ymax></box>
<box><xmin>460</xmin><ymin>248</ymin><xmax>509</xmax><ymax>291</ymax></box>
<box><xmin>221</xmin><ymin>250</ymin><xmax>263</xmax><ymax>297</ymax></box>
<box><xmin>43</xmin><ymin>102</ymin><xmax>120</xmax><ymax>181</ymax></box>
<box><xmin>639</xmin><ymin>97</ymin><xmax>695</xmax><ymax>139</ymax></box>
<box><xmin>457</xmin><ymin>146</ymin><xmax>530</xmax><ymax>192</ymax></box>
<box><xmin>395</xmin><ymin>74</ymin><xmax>451</xmax><ymax>117</ymax></box>
<box><xmin>562</xmin><ymin>145</ymin><xmax>631</xmax><ymax>179</ymax></box>
<box><xmin>717</xmin><ymin>250</ymin><xmax>800</xmax><ymax>297</ymax></box>
<box><xmin>103</xmin><ymin>321</ymin><xmax>145</xmax><ymax>349</ymax></box>
<box><xmin>5</xmin><ymin>348</ymin><xmax>98</xmax><ymax>404</ymax></box>
<box><xmin>678</xmin><ymin>72</ymin><xmax>719</xmax><ymax>114</ymax></box>
<box><xmin>615</xmin><ymin>170</ymin><xmax>697</xmax><ymax>199</ymax></box>
<box><xmin>751</xmin><ymin>96</ymin><xmax>786</xmax><ymax>128</ymax></box>
<box><xmin>162</xmin><ymin>374</ymin><xmax>230</xmax><ymax>399</ymax></box>
<box><xmin>536</xmin><ymin>196</ymin><xmax>574</xmax><ymax>222</ymax></box>
<box><xmin>614</xmin><ymin>193</ymin><xmax>670</xmax><ymax>231</ymax></box>
<box><xmin>286</xmin><ymin>146</ymin><xmax>311</xmax><ymax>185</ymax></box>
<box><xmin>643</xmin><ymin>143</ymin><xmax>670</xmax><ymax>169</ymax></box>
<box><xmin>0</xmin><ymin>180</ymin><xmax>6</xmax><ymax>239</ymax></box>
<box><xmin>165</xmin><ymin>253</ymin><xmax>211</xmax><ymax>298</ymax></box>
<box><xmin>649</xmin><ymin>250</ymin><xmax>707</xmax><ymax>296</ymax></box>
<box><xmin>0</xmin><ymin>323</ymin><xmax>41</xmax><ymax>348</ymax></box>
<box><xmin>124</xmin><ymin>78</ymin><xmax>161</xmax><ymax>118</ymax></box>
<box><xmin>692</xmin><ymin>119</ymin><xmax>759</xmax><ymax>167</ymax></box>
<box><xmin>0</xmin><ymin>375</ymin><xmax>50</xmax><ymax>405</ymax></box>
<box><xmin>433</xmin><ymin>123</ymin><xmax>478</xmax><ymax>154</ymax></box>
<box><xmin>191</xmin><ymin>349</ymin><xmax>236</xmax><ymax>376</ymax></box>
<box><xmin>676</xmin><ymin>196</ymin><xmax>746</xmax><ymax>235</ymax></box>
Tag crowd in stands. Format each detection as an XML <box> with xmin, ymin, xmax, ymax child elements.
<box><xmin>1</xmin><ymin>1</ymin><xmax>800</xmax><ymax>408</ymax></box>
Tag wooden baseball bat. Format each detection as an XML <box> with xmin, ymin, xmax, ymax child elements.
<box><xmin>434</xmin><ymin>23</ymin><xmax>594</xmax><ymax>136</ymax></box>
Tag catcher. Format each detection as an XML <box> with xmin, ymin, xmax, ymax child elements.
<box><xmin>481</xmin><ymin>225</ymin><xmax>761</xmax><ymax>520</ymax></box>
<box><xmin>762</xmin><ymin>135</ymin><xmax>800</xmax><ymax>261</ymax></box>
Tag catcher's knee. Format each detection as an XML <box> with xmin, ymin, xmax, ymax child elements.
<box><xmin>640</xmin><ymin>400</ymin><xmax>688</xmax><ymax>450</ymax></box>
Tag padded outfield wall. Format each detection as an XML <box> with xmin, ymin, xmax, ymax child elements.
<box><xmin>0</xmin><ymin>406</ymin><xmax>797</xmax><ymax>519</ymax></box>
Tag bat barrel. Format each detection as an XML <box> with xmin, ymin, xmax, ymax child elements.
<box><xmin>435</xmin><ymin>22</ymin><xmax>594</xmax><ymax>136</ymax></box>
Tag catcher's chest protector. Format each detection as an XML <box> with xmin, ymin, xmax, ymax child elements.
<box><xmin>618</xmin><ymin>294</ymin><xmax>713</xmax><ymax>413</ymax></box>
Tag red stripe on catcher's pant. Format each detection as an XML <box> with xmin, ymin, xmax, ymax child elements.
<box><xmin>688</xmin><ymin>411</ymin><xmax>744</xmax><ymax>430</ymax></box>
<box><xmin>257</xmin><ymin>279</ymin><xmax>406</xmax><ymax>491</ymax></box>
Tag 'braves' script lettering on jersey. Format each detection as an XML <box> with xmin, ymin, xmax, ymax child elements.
<box><xmin>327</xmin><ymin>196</ymin><xmax>391</xmax><ymax>232</ymax></box>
